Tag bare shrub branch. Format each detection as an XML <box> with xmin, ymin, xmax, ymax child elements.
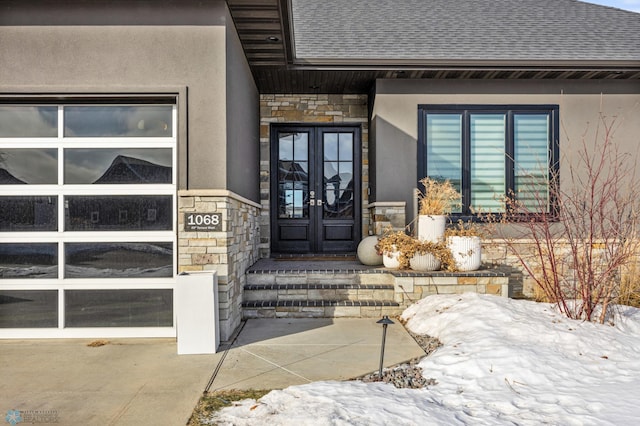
<box><xmin>493</xmin><ymin>114</ymin><xmax>640</xmax><ymax>323</ymax></box>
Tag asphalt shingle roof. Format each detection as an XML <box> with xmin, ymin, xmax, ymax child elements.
<box><xmin>290</xmin><ymin>0</ymin><xmax>640</xmax><ymax>64</ymax></box>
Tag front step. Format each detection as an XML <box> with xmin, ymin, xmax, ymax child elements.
<box><xmin>242</xmin><ymin>299</ymin><xmax>401</xmax><ymax>319</ymax></box>
<box><xmin>243</xmin><ymin>258</ymin><xmax>514</xmax><ymax>319</ymax></box>
<box><xmin>243</xmin><ymin>281</ymin><xmax>400</xmax><ymax>318</ymax></box>
<box><xmin>243</xmin><ymin>261</ymin><xmax>401</xmax><ymax>318</ymax></box>
<box><xmin>243</xmin><ymin>282</ymin><xmax>394</xmax><ymax>302</ymax></box>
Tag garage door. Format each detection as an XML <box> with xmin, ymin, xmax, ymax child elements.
<box><xmin>0</xmin><ymin>101</ymin><xmax>177</xmax><ymax>337</ymax></box>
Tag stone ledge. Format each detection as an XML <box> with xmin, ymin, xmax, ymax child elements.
<box><xmin>246</xmin><ymin>267</ymin><xmax>510</xmax><ymax>278</ymax></box>
<box><xmin>246</xmin><ymin>259</ymin><xmax>513</xmax><ymax>277</ymax></box>
<box><xmin>366</xmin><ymin>201</ymin><xmax>407</xmax><ymax>208</ymax></box>
<box><xmin>247</xmin><ymin>268</ymin><xmax>389</xmax><ymax>274</ymax></box>
<box><xmin>390</xmin><ymin>269</ymin><xmax>509</xmax><ymax>277</ymax></box>
<box><xmin>178</xmin><ymin>189</ymin><xmax>262</xmax><ymax>209</ymax></box>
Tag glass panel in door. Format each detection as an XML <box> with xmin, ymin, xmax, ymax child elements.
<box><xmin>316</xmin><ymin>128</ymin><xmax>359</xmax><ymax>253</ymax></box>
<box><xmin>277</xmin><ymin>133</ymin><xmax>309</xmax><ymax>219</ymax></box>
<box><xmin>323</xmin><ymin>132</ymin><xmax>354</xmax><ymax>219</ymax></box>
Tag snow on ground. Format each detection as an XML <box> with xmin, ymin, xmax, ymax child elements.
<box><xmin>207</xmin><ymin>293</ymin><xmax>640</xmax><ymax>425</ymax></box>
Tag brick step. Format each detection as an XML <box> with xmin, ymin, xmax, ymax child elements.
<box><xmin>243</xmin><ymin>283</ymin><xmax>395</xmax><ymax>302</ymax></box>
<box><xmin>242</xmin><ymin>299</ymin><xmax>401</xmax><ymax>319</ymax></box>
<box><xmin>245</xmin><ymin>283</ymin><xmax>393</xmax><ymax>290</ymax></box>
<box><xmin>242</xmin><ymin>300</ymin><xmax>399</xmax><ymax>308</ymax></box>
<box><xmin>246</xmin><ymin>272</ymin><xmax>372</xmax><ymax>287</ymax></box>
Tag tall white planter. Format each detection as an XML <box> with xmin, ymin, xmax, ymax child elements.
<box><xmin>447</xmin><ymin>236</ymin><xmax>482</xmax><ymax>271</ymax></box>
<box><xmin>418</xmin><ymin>215</ymin><xmax>446</xmax><ymax>242</ymax></box>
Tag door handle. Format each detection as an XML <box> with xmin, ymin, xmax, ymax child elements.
<box><xmin>309</xmin><ymin>200</ymin><xmax>316</xmax><ymax>206</ymax></box>
<box><xmin>317</xmin><ymin>200</ymin><xmax>323</xmax><ymax>206</ymax></box>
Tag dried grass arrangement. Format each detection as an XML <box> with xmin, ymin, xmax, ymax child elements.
<box><xmin>417</xmin><ymin>177</ymin><xmax>461</xmax><ymax>216</ymax></box>
<box><xmin>444</xmin><ymin>219</ymin><xmax>485</xmax><ymax>238</ymax></box>
<box><xmin>375</xmin><ymin>230</ymin><xmax>456</xmax><ymax>270</ymax></box>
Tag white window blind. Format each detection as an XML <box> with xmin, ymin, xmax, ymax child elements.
<box><xmin>470</xmin><ymin>114</ymin><xmax>506</xmax><ymax>212</ymax></box>
<box><xmin>426</xmin><ymin>114</ymin><xmax>462</xmax><ymax>212</ymax></box>
<box><xmin>514</xmin><ymin>114</ymin><xmax>550</xmax><ymax>211</ymax></box>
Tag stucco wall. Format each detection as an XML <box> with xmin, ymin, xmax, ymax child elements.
<box><xmin>225</xmin><ymin>7</ymin><xmax>260</xmax><ymax>202</ymax></box>
<box><xmin>0</xmin><ymin>0</ymin><xmax>230</xmax><ymax>191</ymax></box>
<box><xmin>371</xmin><ymin>79</ymin><xmax>640</xmax><ymax>221</ymax></box>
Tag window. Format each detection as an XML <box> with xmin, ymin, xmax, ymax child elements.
<box><xmin>0</xmin><ymin>102</ymin><xmax>176</xmax><ymax>332</ymax></box>
<box><xmin>418</xmin><ymin>105</ymin><xmax>559</xmax><ymax>215</ymax></box>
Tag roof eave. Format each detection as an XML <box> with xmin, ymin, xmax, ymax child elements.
<box><xmin>289</xmin><ymin>58</ymin><xmax>640</xmax><ymax>71</ymax></box>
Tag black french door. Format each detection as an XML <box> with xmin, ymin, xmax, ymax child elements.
<box><xmin>270</xmin><ymin>125</ymin><xmax>361</xmax><ymax>253</ymax></box>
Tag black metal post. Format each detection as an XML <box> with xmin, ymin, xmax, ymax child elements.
<box><xmin>377</xmin><ymin>315</ymin><xmax>394</xmax><ymax>379</ymax></box>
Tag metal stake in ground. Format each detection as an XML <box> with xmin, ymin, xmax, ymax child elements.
<box><xmin>377</xmin><ymin>315</ymin><xmax>394</xmax><ymax>379</ymax></box>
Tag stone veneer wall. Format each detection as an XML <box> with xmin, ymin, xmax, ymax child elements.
<box><xmin>178</xmin><ymin>190</ymin><xmax>261</xmax><ymax>340</ymax></box>
<box><xmin>482</xmin><ymin>239</ymin><xmax>531</xmax><ymax>296</ymax></box>
<box><xmin>367</xmin><ymin>201</ymin><xmax>407</xmax><ymax>235</ymax></box>
<box><xmin>390</xmin><ymin>271</ymin><xmax>512</xmax><ymax>307</ymax></box>
<box><xmin>481</xmin><ymin>238</ymin><xmax>640</xmax><ymax>299</ymax></box>
<box><xmin>259</xmin><ymin>94</ymin><xmax>369</xmax><ymax>256</ymax></box>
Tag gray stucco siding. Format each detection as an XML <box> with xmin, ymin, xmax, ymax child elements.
<box><xmin>0</xmin><ymin>1</ymin><xmax>256</xmax><ymax>196</ymax></box>
<box><xmin>371</xmin><ymin>79</ymin><xmax>640</xmax><ymax>222</ymax></box>
<box><xmin>225</xmin><ymin>7</ymin><xmax>260</xmax><ymax>202</ymax></box>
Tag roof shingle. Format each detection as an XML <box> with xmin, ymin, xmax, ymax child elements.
<box><xmin>290</xmin><ymin>0</ymin><xmax>640</xmax><ymax>64</ymax></box>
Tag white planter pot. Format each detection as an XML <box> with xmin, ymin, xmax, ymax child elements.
<box><xmin>418</xmin><ymin>215</ymin><xmax>446</xmax><ymax>242</ymax></box>
<box><xmin>447</xmin><ymin>236</ymin><xmax>482</xmax><ymax>271</ymax></box>
<box><xmin>382</xmin><ymin>250</ymin><xmax>401</xmax><ymax>269</ymax></box>
<box><xmin>409</xmin><ymin>252</ymin><xmax>441</xmax><ymax>271</ymax></box>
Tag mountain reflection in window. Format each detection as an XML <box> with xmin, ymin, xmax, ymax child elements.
<box><xmin>65</xmin><ymin>149</ymin><xmax>172</xmax><ymax>184</ymax></box>
<box><xmin>0</xmin><ymin>168</ymin><xmax>26</xmax><ymax>184</ymax></box>
<box><xmin>94</xmin><ymin>155</ymin><xmax>170</xmax><ymax>184</ymax></box>
<box><xmin>0</xmin><ymin>149</ymin><xmax>58</xmax><ymax>184</ymax></box>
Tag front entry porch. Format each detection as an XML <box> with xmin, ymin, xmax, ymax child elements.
<box><xmin>242</xmin><ymin>257</ymin><xmax>518</xmax><ymax>319</ymax></box>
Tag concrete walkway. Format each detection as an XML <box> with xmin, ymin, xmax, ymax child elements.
<box><xmin>1</xmin><ymin>319</ymin><xmax>425</xmax><ymax>425</ymax></box>
<box><xmin>208</xmin><ymin>318</ymin><xmax>425</xmax><ymax>391</ymax></box>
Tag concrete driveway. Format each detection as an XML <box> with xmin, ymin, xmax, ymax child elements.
<box><xmin>1</xmin><ymin>338</ymin><xmax>219</xmax><ymax>425</ymax></box>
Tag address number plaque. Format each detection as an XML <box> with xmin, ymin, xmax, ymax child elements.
<box><xmin>184</xmin><ymin>212</ymin><xmax>222</xmax><ymax>232</ymax></box>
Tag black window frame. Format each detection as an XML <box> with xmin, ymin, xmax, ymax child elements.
<box><xmin>418</xmin><ymin>104</ymin><xmax>560</xmax><ymax>219</ymax></box>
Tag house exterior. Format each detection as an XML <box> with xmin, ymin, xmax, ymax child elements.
<box><xmin>1</xmin><ymin>0</ymin><xmax>639</xmax><ymax>340</ymax></box>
